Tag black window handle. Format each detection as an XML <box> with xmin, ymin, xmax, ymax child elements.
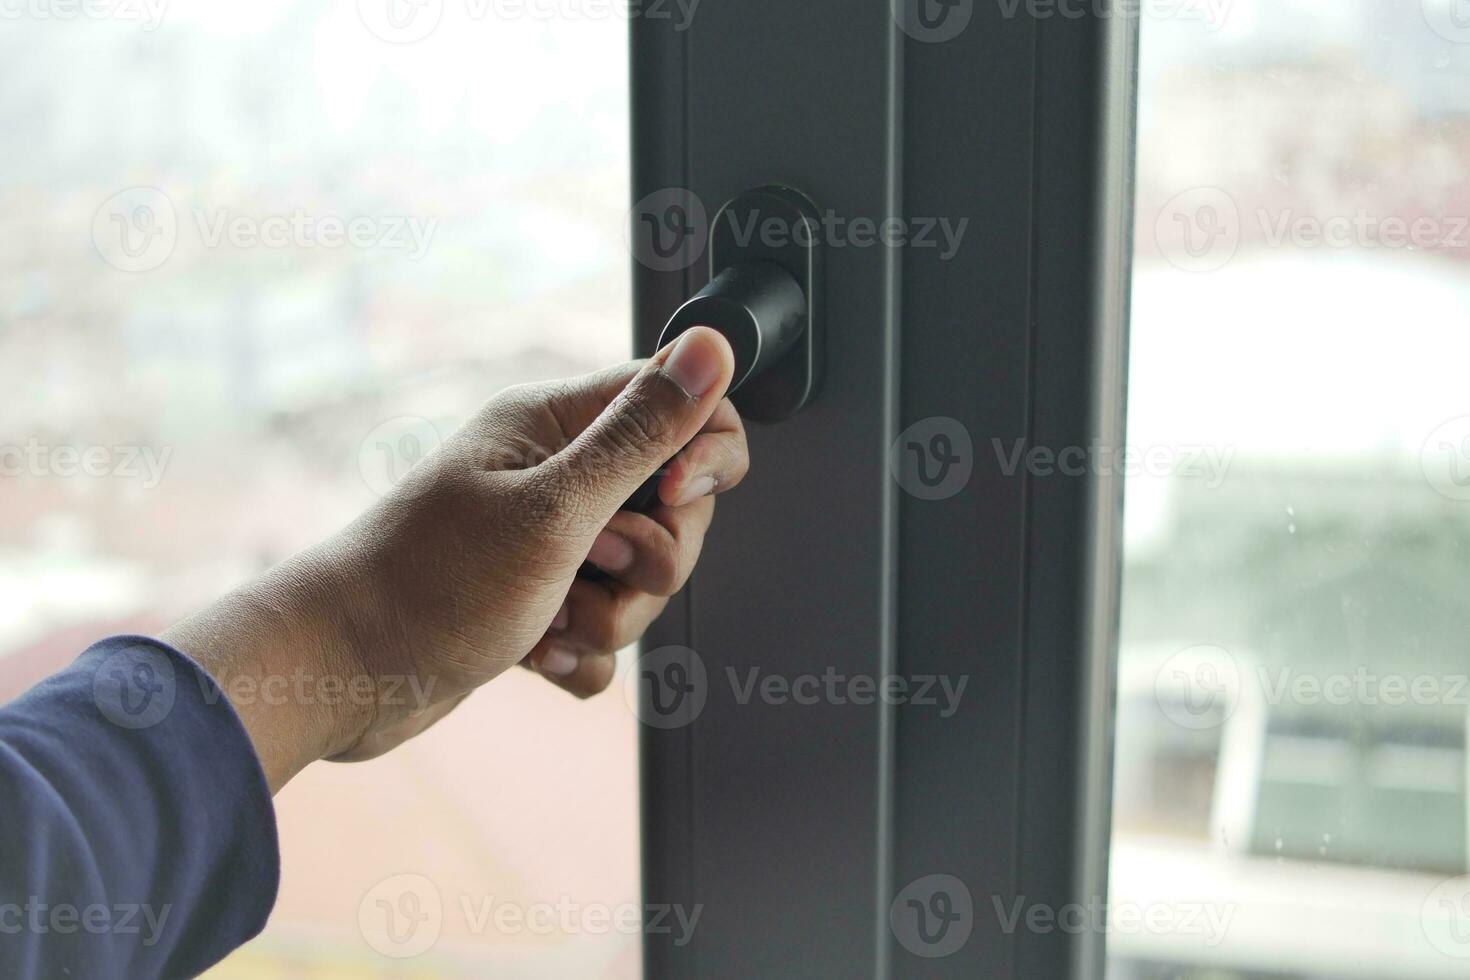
<box><xmin>578</xmin><ymin>186</ymin><xmax>824</xmax><ymax>580</ymax></box>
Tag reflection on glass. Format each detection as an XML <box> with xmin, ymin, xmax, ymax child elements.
<box><xmin>0</xmin><ymin>3</ymin><xmax>637</xmax><ymax>977</ymax></box>
<box><xmin>1112</xmin><ymin>2</ymin><xmax>1470</xmax><ymax>978</ymax></box>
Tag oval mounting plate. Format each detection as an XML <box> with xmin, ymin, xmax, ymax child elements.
<box><xmin>708</xmin><ymin>185</ymin><xmax>824</xmax><ymax>424</ymax></box>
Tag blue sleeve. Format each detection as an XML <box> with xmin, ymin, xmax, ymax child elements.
<box><xmin>0</xmin><ymin>635</ymin><xmax>280</xmax><ymax>979</ymax></box>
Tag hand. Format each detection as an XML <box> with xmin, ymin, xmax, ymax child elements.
<box><xmin>164</xmin><ymin>327</ymin><xmax>747</xmax><ymax>792</ymax></box>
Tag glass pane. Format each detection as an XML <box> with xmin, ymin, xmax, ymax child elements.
<box><xmin>1112</xmin><ymin>2</ymin><xmax>1470</xmax><ymax>978</ymax></box>
<box><xmin>0</xmin><ymin>4</ymin><xmax>638</xmax><ymax>976</ymax></box>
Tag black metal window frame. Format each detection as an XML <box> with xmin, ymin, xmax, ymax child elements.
<box><xmin>632</xmin><ymin>3</ymin><xmax>1136</xmax><ymax>976</ymax></box>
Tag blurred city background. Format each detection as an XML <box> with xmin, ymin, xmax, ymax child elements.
<box><xmin>5</xmin><ymin>0</ymin><xmax>1470</xmax><ymax>977</ymax></box>
<box><xmin>0</xmin><ymin>1</ymin><xmax>639</xmax><ymax>976</ymax></box>
<box><xmin>1114</xmin><ymin>1</ymin><xmax>1470</xmax><ymax>977</ymax></box>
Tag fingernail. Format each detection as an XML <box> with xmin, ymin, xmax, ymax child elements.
<box><xmin>540</xmin><ymin>646</ymin><xmax>579</xmax><ymax>677</ymax></box>
<box><xmin>587</xmin><ymin>529</ymin><xmax>635</xmax><ymax>572</ymax></box>
<box><xmin>674</xmin><ymin>475</ymin><xmax>717</xmax><ymax>506</ymax></box>
<box><xmin>662</xmin><ymin>328</ymin><xmax>725</xmax><ymax>398</ymax></box>
<box><xmin>552</xmin><ymin>599</ymin><xmax>570</xmax><ymax>632</ymax></box>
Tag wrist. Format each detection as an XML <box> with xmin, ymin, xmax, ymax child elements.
<box><xmin>163</xmin><ymin>553</ymin><xmax>376</xmax><ymax>793</ymax></box>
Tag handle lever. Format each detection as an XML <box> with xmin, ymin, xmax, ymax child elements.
<box><xmin>578</xmin><ymin>186</ymin><xmax>823</xmax><ymax>581</ymax></box>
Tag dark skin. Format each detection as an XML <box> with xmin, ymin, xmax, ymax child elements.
<box><xmin>163</xmin><ymin>327</ymin><xmax>746</xmax><ymax>793</ymax></box>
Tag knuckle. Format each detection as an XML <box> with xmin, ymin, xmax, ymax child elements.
<box><xmin>517</xmin><ymin>464</ymin><xmax>595</xmax><ymax>533</ymax></box>
<box><xmin>483</xmin><ymin>382</ymin><xmax>538</xmax><ymax>419</ymax></box>
<box><xmin>573</xmin><ymin>657</ymin><xmax>616</xmax><ymax>699</ymax></box>
<box><xmin>585</xmin><ymin>605</ymin><xmax>623</xmax><ymax>653</ymax></box>
<box><xmin>725</xmin><ymin>441</ymin><xmax>752</xmax><ymax>485</ymax></box>
<box><xmin>646</xmin><ymin>541</ymin><xmax>683</xmax><ymax>597</ymax></box>
<box><xmin>603</xmin><ymin>393</ymin><xmax>669</xmax><ymax>457</ymax></box>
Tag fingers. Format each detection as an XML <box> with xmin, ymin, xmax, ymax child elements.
<box><xmin>551</xmin><ymin>327</ymin><xmax>735</xmax><ymax>521</ymax></box>
<box><xmin>526</xmin><ymin>579</ymin><xmax>669</xmax><ymax>698</ymax></box>
<box><xmin>658</xmin><ymin>398</ymin><xmax>750</xmax><ymax>506</ymax></box>
<box><xmin>584</xmin><ymin>496</ymin><xmax>716</xmax><ymax>596</ymax></box>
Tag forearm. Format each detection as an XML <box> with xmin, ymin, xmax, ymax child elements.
<box><xmin>162</xmin><ymin>549</ymin><xmax>372</xmax><ymax>794</ymax></box>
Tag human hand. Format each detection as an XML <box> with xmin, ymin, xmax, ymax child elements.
<box><xmin>164</xmin><ymin>327</ymin><xmax>746</xmax><ymax>791</ymax></box>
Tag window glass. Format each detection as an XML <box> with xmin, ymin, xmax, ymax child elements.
<box><xmin>1112</xmin><ymin>2</ymin><xmax>1470</xmax><ymax>977</ymax></box>
<box><xmin>0</xmin><ymin>3</ymin><xmax>638</xmax><ymax>976</ymax></box>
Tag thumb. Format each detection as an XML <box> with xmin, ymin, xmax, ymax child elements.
<box><xmin>555</xmin><ymin>326</ymin><xmax>735</xmax><ymax>518</ymax></box>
